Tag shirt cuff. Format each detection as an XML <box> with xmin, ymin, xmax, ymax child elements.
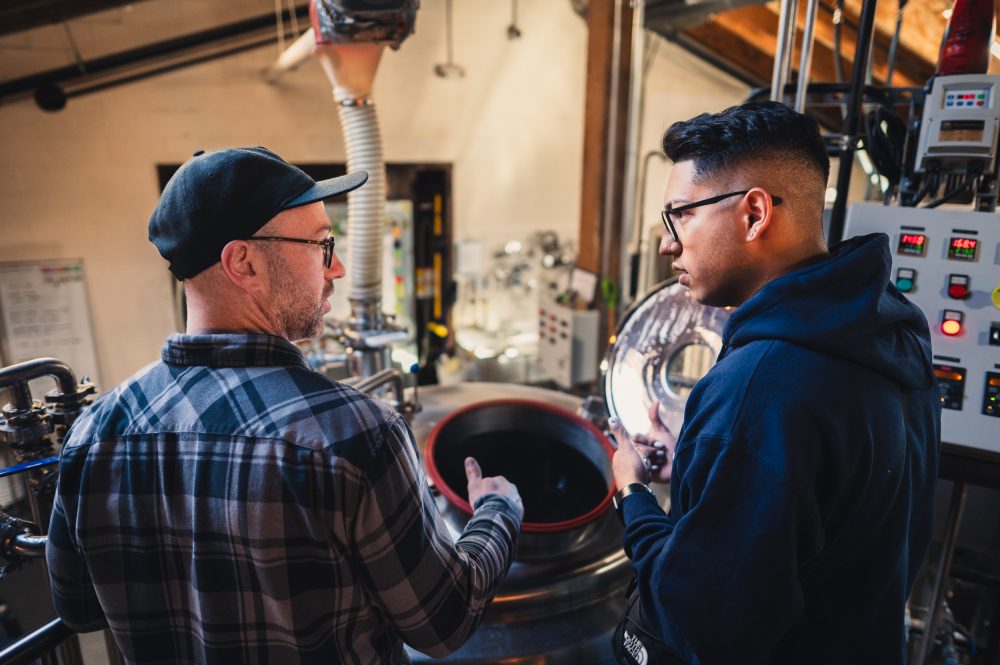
<box><xmin>621</xmin><ymin>487</ymin><xmax>661</xmax><ymax>525</ymax></box>
<box><xmin>473</xmin><ymin>493</ymin><xmax>523</xmax><ymax>524</ymax></box>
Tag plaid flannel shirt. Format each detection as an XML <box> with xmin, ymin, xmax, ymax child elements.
<box><xmin>47</xmin><ymin>333</ymin><xmax>521</xmax><ymax>665</ymax></box>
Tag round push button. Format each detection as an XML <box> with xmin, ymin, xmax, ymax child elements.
<box><xmin>948</xmin><ymin>284</ymin><xmax>970</xmax><ymax>300</ymax></box>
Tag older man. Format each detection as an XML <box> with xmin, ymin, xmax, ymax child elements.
<box><xmin>611</xmin><ymin>102</ymin><xmax>940</xmax><ymax>665</ymax></box>
<box><xmin>47</xmin><ymin>147</ymin><xmax>523</xmax><ymax>664</ymax></box>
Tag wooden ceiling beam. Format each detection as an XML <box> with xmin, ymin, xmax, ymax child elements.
<box><xmin>681</xmin><ymin>1</ymin><xmax>939</xmax><ymax>93</ymax></box>
<box><xmin>857</xmin><ymin>0</ymin><xmax>948</xmax><ymax>66</ymax></box>
<box><xmin>0</xmin><ymin>0</ymin><xmax>145</xmax><ymax>37</ymax></box>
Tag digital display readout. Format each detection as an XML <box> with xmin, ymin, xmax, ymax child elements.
<box><xmin>933</xmin><ymin>364</ymin><xmax>967</xmax><ymax>410</ymax></box>
<box><xmin>934</xmin><ymin>368</ymin><xmax>964</xmax><ymax>382</ymax></box>
<box><xmin>947</xmin><ymin>236</ymin><xmax>979</xmax><ymax>261</ymax></box>
<box><xmin>897</xmin><ymin>233</ymin><xmax>927</xmax><ymax>256</ymax></box>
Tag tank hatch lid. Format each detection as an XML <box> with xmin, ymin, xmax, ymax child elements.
<box><xmin>602</xmin><ymin>279</ymin><xmax>731</xmax><ymax>441</ymax></box>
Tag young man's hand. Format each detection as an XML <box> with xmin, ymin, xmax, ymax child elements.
<box><xmin>611</xmin><ymin>400</ymin><xmax>675</xmax><ymax>487</ymax></box>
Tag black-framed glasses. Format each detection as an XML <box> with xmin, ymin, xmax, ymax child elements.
<box><xmin>249</xmin><ymin>235</ymin><xmax>336</xmax><ymax>268</ymax></box>
<box><xmin>660</xmin><ymin>190</ymin><xmax>783</xmax><ymax>243</ymax></box>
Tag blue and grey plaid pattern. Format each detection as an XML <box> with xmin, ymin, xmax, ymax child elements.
<box><xmin>47</xmin><ymin>333</ymin><xmax>521</xmax><ymax>665</ymax></box>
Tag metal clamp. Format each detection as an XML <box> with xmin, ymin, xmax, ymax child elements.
<box><xmin>336</xmin><ymin>97</ymin><xmax>373</xmax><ymax>107</ymax></box>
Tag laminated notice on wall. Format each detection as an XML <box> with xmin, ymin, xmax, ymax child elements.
<box><xmin>0</xmin><ymin>259</ymin><xmax>101</xmax><ymax>389</ymax></box>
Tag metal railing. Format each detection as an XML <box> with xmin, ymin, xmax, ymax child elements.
<box><xmin>0</xmin><ymin>619</ymin><xmax>74</xmax><ymax>665</ymax></box>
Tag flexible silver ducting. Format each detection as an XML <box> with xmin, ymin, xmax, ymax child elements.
<box><xmin>271</xmin><ymin>36</ymin><xmax>388</xmax><ymax>315</ymax></box>
<box><xmin>337</xmin><ymin>100</ymin><xmax>386</xmax><ymax>310</ymax></box>
<box><xmin>314</xmin><ymin>43</ymin><xmax>387</xmax><ymax>326</ymax></box>
<box><xmin>313</xmin><ymin>43</ymin><xmax>409</xmax><ymax>377</ymax></box>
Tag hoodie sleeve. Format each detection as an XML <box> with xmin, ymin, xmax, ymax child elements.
<box><xmin>622</xmin><ymin>433</ymin><xmax>822</xmax><ymax>665</ymax></box>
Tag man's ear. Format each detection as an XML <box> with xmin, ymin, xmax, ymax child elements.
<box><xmin>743</xmin><ymin>188</ymin><xmax>775</xmax><ymax>241</ymax></box>
<box><xmin>219</xmin><ymin>240</ymin><xmax>264</xmax><ymax>293</ymax></box>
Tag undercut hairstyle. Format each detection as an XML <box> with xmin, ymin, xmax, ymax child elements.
<box><xmin>662</xmin><ymin>101</ymin><xmax>830</xmax><ymax>184</ymax></box>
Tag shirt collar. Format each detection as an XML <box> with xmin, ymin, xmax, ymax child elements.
<box><xmin>161</xmin><ymin>333</ymin><xmax>312</xmax><ymax>370</ymax></box>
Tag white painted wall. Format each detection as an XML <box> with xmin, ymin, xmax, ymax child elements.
<box><xmin>0</xmin><ymin>0</ymin><xmax>755</xmax><ymax>388</ymax></box>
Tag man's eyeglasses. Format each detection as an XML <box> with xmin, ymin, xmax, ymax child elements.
<box><xmin>660</xmin><ymin>190</ymin><xmax>783</xmax><ymax>243</ymax></box>
<box><xmin>249</xmin><ymin>236</ymin><xmax>336</xmax><ymax>269</ymax></box>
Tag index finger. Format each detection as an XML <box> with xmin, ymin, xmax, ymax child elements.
<box><xmin>464</xmin><ymin>457</ymin><xmax>482</xmax><ymax>481</ymax></box>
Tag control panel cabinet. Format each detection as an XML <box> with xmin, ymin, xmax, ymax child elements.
<box><xmin>538</xmin><ymin>299</ymin><xmax>599</xmax><ymax>389</ymax></box>
<box><xmin>844</xmin><ymin>204</ymin><xmax>1000</xmax><ymax>456</ymax></box>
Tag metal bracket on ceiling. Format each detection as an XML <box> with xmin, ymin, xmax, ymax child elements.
<box><xmin>61</xmin><ymin>22</ymin><xmax>87</xmax><ymax>75</ymax></box>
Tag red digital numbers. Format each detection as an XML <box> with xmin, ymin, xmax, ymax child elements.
<box><xmin>897</xmin><ymin>234</ymin><xmax>927</xmax><ymax>256</ymax></box>
<box><xmin>947</xmin><ymin>236</ymin><xmax>978</xmax><ymax>260</ymax></box>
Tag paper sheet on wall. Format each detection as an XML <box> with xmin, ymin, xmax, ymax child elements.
<box><xmin>0</xmin><ymin>259</ymin><xmax>101</xmax><ymax>389</ymax></box>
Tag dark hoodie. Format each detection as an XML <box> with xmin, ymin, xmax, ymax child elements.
<box><xmin>621</xmin><ymin>233</ymin><xmax>941</xmax><ymax>665</ymax></box>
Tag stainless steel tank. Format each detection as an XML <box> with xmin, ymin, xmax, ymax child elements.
<box><xmin>405</xmin><ymin>383</ymin><xmax>631</xmax><ymax>664</ymax></box>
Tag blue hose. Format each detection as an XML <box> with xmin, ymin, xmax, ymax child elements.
<box><xmin>0</xmin><ymin>457</ymin><xmax>59</xmax><ymax>479</ymax></box>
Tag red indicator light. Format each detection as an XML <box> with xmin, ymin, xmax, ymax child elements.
<box><xmin>942</xmin><ymin>320</ymin><xmax>962</xmax><ymax>336</ymax></box>
<box><xmin>948</xmin><ymin>284</ymin><xmax>970</xmax><ymax>299</ymax></box>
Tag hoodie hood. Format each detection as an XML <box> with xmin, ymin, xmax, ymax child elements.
<box><xmin>723</xmin><ymin>233</ymin><xmax>934</xmax><ymax>391</ymax></box>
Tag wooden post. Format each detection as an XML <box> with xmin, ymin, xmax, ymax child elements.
<box><xmin>578</xmin><ymin>0</ymin><xmax>633</xmax><ymax>349</ymax></box>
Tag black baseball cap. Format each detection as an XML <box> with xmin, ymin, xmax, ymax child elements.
<box><xmin>149</xmin><ymin>147</ymin><xmax>368</xmax><ymax>279</ymax></box>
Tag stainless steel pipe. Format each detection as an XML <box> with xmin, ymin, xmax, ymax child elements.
<box><xmin>771</xmin><ymin>0</ymin><xmax>799</xmax><ymax>102</ymax></box>
<box><xmin>794</xmin><ymin>0</ymin><xmax>819</xmax><ymax>112</ymax></box>
<box><xmin>0</xmin><ymin>358</ymin><xmax>79</xmax><ymax>408</ymax></box>
<box><xmin>347</xmin><ymin>367</ymin><xmax>405</xmax><ymax>409</ymax></box>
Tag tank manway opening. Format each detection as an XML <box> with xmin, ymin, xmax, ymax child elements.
<box><xmin>424</xmin><ymin>400</ymin><xmax>615</xmax><ymax>532</ymax></box>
